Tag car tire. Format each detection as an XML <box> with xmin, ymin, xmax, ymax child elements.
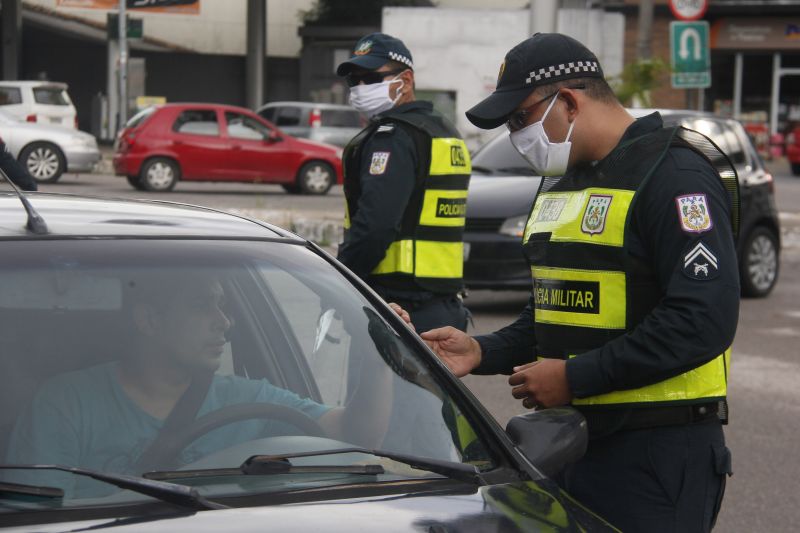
<box><xmin>281</xmin><ymin>183</ymin><xmax>301</xmax><ymax>194</ymax></box>
<box><xmin>740</xmin><ymin>226</ymin><xmax>780</xmax><ymax>298</ymax></box>
<box><xmin>791</xmin><ymin>163</ymin><xmax>800</xmax><ymax>176</ymax></box>
<box><xmin>140</xmin><ymin>157</ymin><xmax>179</xmax><ymax>192</ymax></box>
<box><xmin>127</xmin><ymin>175</ymin><xmax>145</xmax><ymax>190</ymax></box>
<box><xmin>19</xmin><ymin>142</ymin><xmax>66</xmax><ymax>183</ymax></box>
<box><xmin>296</xmin><ymin>161</ymin><xmax>334</xmax><ymax>195</ymax></box>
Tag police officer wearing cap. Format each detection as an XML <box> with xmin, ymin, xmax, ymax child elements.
<box><xmin>420</xmin><ymin>33</ymin><xmax>737</xmax><ymax>532</ymax></box>
<box><xmin>336</xmin><ymin>33</ymin><xmax>471</xmax><ymax>333</ymax></box>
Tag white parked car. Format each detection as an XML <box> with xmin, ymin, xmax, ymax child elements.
<box><xmin>0</xmin><ymin>110</ymin><xmax>99</xmax><ymax>183</ymax></box>
<box><xmin>0</xmin><ymin>81</ymin><xmax>78</xmax><ymax>129</ymax></box>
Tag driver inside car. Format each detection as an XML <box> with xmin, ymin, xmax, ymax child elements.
<box><xmin>5</xmin><ymin>272</ymin><xmax>392</xmax><ymax>498</ymax></box>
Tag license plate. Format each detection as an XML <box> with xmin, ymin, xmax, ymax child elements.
<box><xmin>49</xmin><ymin>117</ymin><xmax>61</xmax><ymax>124</ymax></box>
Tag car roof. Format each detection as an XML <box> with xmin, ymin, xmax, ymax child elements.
<box><xmin>154</xmin><ymin>103</ymin><xmax>262</xmax><ymax>115</ymax></box>
<box><xmin>0</xmin><ymin>193</ymin><xmax>301</xmax><ymax>240</ymax></box>
<box><xmin>257</xmin><ymin>101</ymin><xmax>357</xmax><ymax>111</ymax></box>
<box><xmin>0</xmin><ymin>81</ymin><xmax>68</xmax><ymax>89</ymax></box>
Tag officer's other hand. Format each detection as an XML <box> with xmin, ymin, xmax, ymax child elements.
<box><xmin>387</xmin><ymin>302</ymin><xmax>414</xmax><ymax>331</ymax></box>
<box><xmin>419</xmin><ymin>327</ymin><xmax>481</xmax><ymax>378</ymax></box>
<box><xmin>508</xmin><ymin>359</ymin><xmax>572</xmax><ymax>409</ymax></box>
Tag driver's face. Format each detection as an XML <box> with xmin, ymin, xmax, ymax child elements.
<box><xmin>155</xmin><ymin>279</ymin><xmax>232</xmax><ymax>372</ymax></box>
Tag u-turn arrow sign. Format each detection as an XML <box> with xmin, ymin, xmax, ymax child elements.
<box><xmin>670</xmin><ymin>21</ymin><xmax>711</xmax><ymax>88</ymax></box>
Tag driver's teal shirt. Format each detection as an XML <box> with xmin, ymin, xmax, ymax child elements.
<box><xmin>6</xmin><ymin>362</ymin><xmax>332</xmax><ymax>498</ymax></box>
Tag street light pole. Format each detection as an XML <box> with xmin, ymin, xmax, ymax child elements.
<box><xmin>118</xmin><ymin>0</ymin><xmax>128</xmax><ymax>129</ymax></box>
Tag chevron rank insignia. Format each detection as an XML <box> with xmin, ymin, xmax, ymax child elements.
<box><xmin>682</xmin><ymin>241</ymin><xmax>719</xmax><ymax>280</ymax></box>
<box><xmin>376</xmin><ymin>124</ymin><xmax>395</xmax><ymax>134</ymax></box>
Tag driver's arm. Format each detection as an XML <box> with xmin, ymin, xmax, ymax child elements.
<box><xmin>318</xmin><ymin>355</ymin><xmax>393</xmax><ymax>448</ymax></box>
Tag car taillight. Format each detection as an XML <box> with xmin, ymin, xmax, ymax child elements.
<box><xmin>309</xmin><ymin>109</ymin><xmax>322</xmax><ymax>128</ymax></box>
<box><xmin>25</xmin><ymin>114</ymin><xmax>36</xmax><ymax>123</ymax></box>
<box><xmin>74</xmin><ymin>116</ymin><xmax>79</xmax><ymax>129</ymax></box>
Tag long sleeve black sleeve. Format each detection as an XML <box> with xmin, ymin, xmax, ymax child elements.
<box><xmin>472</xmin><ymin>296</ymin><xmax>537</xmax><ymax>375</ymax></box>
<box><xmin>0</xmin><ymin>142</ymin><xmax>37</xmax><ymax>191</ymax></box>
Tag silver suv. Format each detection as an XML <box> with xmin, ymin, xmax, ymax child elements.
<box><xmin>257</xmin><ymin>101</ymin><xmax>364</xmax><ymax>147</ymax></box>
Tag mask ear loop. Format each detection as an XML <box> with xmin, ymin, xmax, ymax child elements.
<box><xmin>389</xmin><ymin>72</ymin><xmax>406</xmax><ymax>105</ymax></box>
<box><xmin>564</xmin><ymin>116</ymin><xmax>576</xmax><ymax>143</ymax></box>
<box><xmin>542</xmin><ymin>91</ymin><xmax>576</xmax><ymax>144</ymax></box>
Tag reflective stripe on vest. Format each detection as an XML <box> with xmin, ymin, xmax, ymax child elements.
<box><xmin>538</xmin><ymin>348</ymin><xmax>730</xmax><ymax>406</ymax></box>
<box><xmin>372</xmin><ymin>239</ymin><xmax>464</xmax><ymax>279</ymax></box>
<box><xmin>372</xmin><ymin>136</ymin><xmax>470</xmax><ymax>280</ymax></box>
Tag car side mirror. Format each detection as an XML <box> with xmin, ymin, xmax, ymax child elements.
<box><xmin>266</xmin><ymin>131</ymin><xmax>282</xmax><ymax>143</ymax></box>
<box><xmin>505</xmin><ymin>407</ymin><xmax>587</xmax><ymax>478</ymax></box>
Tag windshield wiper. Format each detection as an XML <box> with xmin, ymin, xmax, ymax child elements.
<box><xmin>0</xmin><ymin>481</ymin><xmax>64</xmax><ymax>499</ymax></box>
<box><xmin>0</xmin><ymin>464</ymin><xmax>227</xmax><ymax>510</ymax></box>
<box><xmin>245</xmin><ymin>448</ymin><xmax>484</xmax><ymax>485</ymax></box>
<box><xmin>145</xmin><ymin>461</ymin><xmax>384</xmax><ymax>482</ymax></box>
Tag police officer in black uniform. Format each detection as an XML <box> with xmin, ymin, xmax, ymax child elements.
<box><xmin>336</xmin><ymin>33</ymin><xmax>471</xmax><ymax>333</ymax></box>
<box><xmin>0</xmin><ymin>140</ymin><xmax>37</xmax><ymax>191</ymax></box>
<box><xmin>421</xmin><ymin>34</ymin><xmax>737</xmax><ymax>532</ymax></box>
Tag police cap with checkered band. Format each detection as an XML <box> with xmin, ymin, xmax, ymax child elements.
<box><xmin>466</xmin><ymin>33</ymin><xmax>604</xmax><ymax>130</ymax></box>
<box><xmin>336</xmin><ymin>32</ymin><xmax>414</xmax><ymax>76</ymax></box>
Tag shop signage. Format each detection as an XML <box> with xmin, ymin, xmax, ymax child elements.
<box><xmin>671</xmin><ymin>21</ymin><xmax>711</xmax><ymax>89</ymax></box>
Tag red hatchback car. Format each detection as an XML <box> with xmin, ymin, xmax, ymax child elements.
<box><xmin>113</xmin><ymin>103</ymin><xmax>344</xmax><ymax>194</ymax></box>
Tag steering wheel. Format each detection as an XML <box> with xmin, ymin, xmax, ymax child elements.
<box><xmin>146</xmin><ymin>402</ymin><xmax>328</xmax><ymax>471</ymax></box>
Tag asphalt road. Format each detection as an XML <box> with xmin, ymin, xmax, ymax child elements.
<box><xmin>42</xmin><ymin>157</ymin><xmax>800</xmax><ymax>532</ymax></box>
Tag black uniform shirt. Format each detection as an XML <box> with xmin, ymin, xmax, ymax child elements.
<box><xmin>0</xmin><ymin>141</ymin><xmax>37</xmax><ymax>191</ymax></box>
<box><xmin>474</xmin><ymin>113</ymin><xmax>740</xmax><ymax>400</ymax></box>
<box><xmin>337</xmin><ymin>102</ymin><xmax>431</xmax><ymax>289</ymax></box>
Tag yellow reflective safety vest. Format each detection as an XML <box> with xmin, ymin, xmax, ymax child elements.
<box><xmin>343</xmin><ymin>108</ymin><xmax>471</xmax><ymax>294</ymax></box>
<box><xmin>522</xmin><ymin>126</ymin><xmax>738</xmax><ymax>408</ymax></box>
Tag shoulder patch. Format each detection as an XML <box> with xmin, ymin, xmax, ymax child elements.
<box><xmin>376</xmin><ymin>124</ymin><xmax>395</xmax><ymax>134</ymax></box>
<box><xmin>675</xmin><ymin>193</ymin><xmax>713</xmax><ymax>233</ymax></box>
<box><xmin>369</xmin><ymin>151</ymin><xmax>391</xmax><ymax>175</ymax></box>
<box><xmin>682</xmin><ymin>240</ymin><xmax>719</xmax><ymax>280</ymax></box>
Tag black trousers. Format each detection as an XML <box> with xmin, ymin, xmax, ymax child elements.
<box><xmin>399</xmin><ymin>295</ymin><xmax>469</xmax><ymax>333</ymax></box>
<box><xmin>559</xmin><ymin>418</ymin><xmax>732</xmax><ymax>532</ymax></box>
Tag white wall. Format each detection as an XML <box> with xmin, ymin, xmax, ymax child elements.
<box><xmin>382</xmin><ymin>6</ymin><xmax>624</xmax><ymax>149</ymax></box>
<box><xmin>26</xmin><ymin>0</ymin><xmax>313</xmax><ymax>57</ymax></box>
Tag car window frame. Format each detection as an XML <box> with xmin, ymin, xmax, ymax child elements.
<box><xmin>171</xmin><ymin>108</ymin><xmax>222</xmax><ymax>137</ymax></box>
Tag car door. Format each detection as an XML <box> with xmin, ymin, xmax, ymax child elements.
<box><xmin>169</xmin><ymin>108</ymin><xmax>233</xmax><ymax>180</ymax></box>
<box><xmin>223</xmin><ymin>111</ymin><xmax>295</xmax><ymax>183</ymax></box>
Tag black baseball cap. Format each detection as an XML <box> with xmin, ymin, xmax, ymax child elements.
<box><xmin>466</xmin><ymin>33</ymin><xmax>604</xmax><ymax>130</ymax></box>
<box><xmin>336</xmin><ymin>32</ymin><xmax>414</xmax><ymax>76</ymax></box>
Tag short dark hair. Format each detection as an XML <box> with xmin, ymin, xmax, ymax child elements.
<box><xmin>535</xmin><ymin>77</ymin><xmax>618</xmax><ymax>104</ymax></box>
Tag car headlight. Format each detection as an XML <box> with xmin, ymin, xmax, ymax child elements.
<box><xmin>71</xmin><ymin>135</ymin><xmax>97</xmax><ymax>149</ymax></box>
<box><xmin>499</xmin><ymin>215</ymin><xmax>527</xmax><ymax>237</ymax></box>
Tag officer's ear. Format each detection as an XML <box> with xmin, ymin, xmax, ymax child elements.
<box><xmin>399</xmin><ymin>69</ymin><xmax>415</xmax><ymax>91</ymax></box>
<box><xmin>558</xmin><ymin>87</ymin><xmax>581</xmax><ymax>121</ymax></box>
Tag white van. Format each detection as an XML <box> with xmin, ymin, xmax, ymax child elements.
<box><xmin>0</xmin><ymin>81</ymin><xmax>77</xmax><ymax>129</ymax></box>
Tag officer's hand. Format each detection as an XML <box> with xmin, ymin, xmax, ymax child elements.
<box><xmin>508</xmin><ymin>359</ymin><xmax>572</xmax><ymax>409</ymax></box>
<box><xmin>387</xmin><ymin>302</ymin><xmax>414</xmax><ymax>331</ymax></box>
<box><xmin>420</xmin><ymin>327</ymin><xmax>481</xmax><ymax>378</ymax></box>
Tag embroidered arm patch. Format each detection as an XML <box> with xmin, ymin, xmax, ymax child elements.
<box><xmin>369</xmin><ymin>151</ymin><xmax>391</xmax><ymax>175</ymax></box>
<box><xmin>675</xmin><ymin>193</ymin><xmax>713</xmax><ymax>233</ymax></box>
<box><xmin>682</xmin><ymin>240</ymin><xmax>719</xmax><ymax>280</ymax></box>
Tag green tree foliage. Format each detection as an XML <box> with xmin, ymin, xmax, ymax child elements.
<box><xmin>609</xmin><ymin>58</ymin><xmax>670</xmax><ymax>107</ymax></box>
<box><xmin>301</xmin><ymin>0</ymin><xmax>435</xmax><ymax>26</ymax></box>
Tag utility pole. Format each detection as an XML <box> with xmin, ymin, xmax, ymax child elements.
<box><xmin>118</xmin><ymin>0</ymin><xmax>128</xmax><ymax>128</ymax></box>
<box><xmin>636</xmin><ymin>0</ymin><xmax>654</xmax><ymax>60</ymax></box>
<box><xmin>530</xmin><ymin>0</ymin><xmax>559</xmax><ymax>36</ymax></box>
<box><xmin>246</xmin><ymin>0</ymin><xmax>266</xmax><ymax>110</ymax></box>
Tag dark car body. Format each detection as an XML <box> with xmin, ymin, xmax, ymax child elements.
<box><xmin>113</xmin><ymin>103</ymin><xmax>343</xmax><ymax>194</ymax></box>
<box><xmin>0</xmin><ymin>192</ymin><xmax>614</xmax><ymax>531</ymax></box>
<box><xmin>464</xmin><ymin>110</ymin><xmax>781</xmax><ymax>298</ymax></box>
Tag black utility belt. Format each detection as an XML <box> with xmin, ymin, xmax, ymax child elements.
<box><xmin>579</xmin><ymin>402</ymin><xmax>720</xmax><ymax>437</ymax></box>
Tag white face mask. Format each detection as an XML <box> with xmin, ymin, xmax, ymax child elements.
<box><xmin>349</xmin><ymin>75</ymin><xmax>404</xmax><ymax>118</ymax></box>
<box><xmin>509</xmin><ymin>93</ymin><xmax>575</xmax><ymax>177</ymax></box>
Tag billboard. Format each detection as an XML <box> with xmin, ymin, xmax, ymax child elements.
<box><xmin>56</xmin><ymin>0</ymin><xmax>200</xmax><ymax>14</ymax></box>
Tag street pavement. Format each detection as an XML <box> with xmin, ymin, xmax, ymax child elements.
<box><xmin>40</xmin><ymin>153</ymin><xmax>800</xmax><ymax>532</ymax></box>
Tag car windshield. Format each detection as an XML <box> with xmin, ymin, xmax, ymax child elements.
<box><xmin>0</xmin><ymin>239</ymin><xmax>493</xmax><ymax>510</ymax></box>
<box><xmin>125</xmin><ymin>107</ymin><xmax>156</xmax><ymax>130</ymax></box>
<box><xmin>471</xmin><ymin>132</ymin><xmax>536</xmax><ymax>176</ymax></box>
